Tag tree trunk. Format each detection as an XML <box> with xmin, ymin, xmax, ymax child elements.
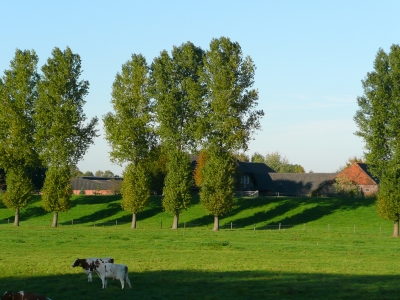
<box><xmin>131</xmin><ymin>213</ymin><xmax>137</xmax><ymax>229</ymax></box>
<box><xmin>52</xmin><ymin>211</ymin><xmax>58</xmax><ymax>227</ymax></box>
<box><xmin>172</xmin><ymin>213</ymin><xmax>179</xmax><ymax>229</ymax></box>
<box><xmin>213</xmin><ymin>216</ymin><xmax>219</xmax><ymax>231</ymax></box>
<box><xmin>14</xmin><ymin>207</ymin><xmax>20</xmax><ymax>226</ymax></box>
<box><xmin>393</xmin><ymin>220</ymin><xmax>399</xmax><ymax>237</ymax></box>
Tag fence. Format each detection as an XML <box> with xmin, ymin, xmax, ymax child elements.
<box><xmin>0</xmin><ymin>218</ymin><xmax>393</xmax><ymax>235</ymax></box>
<box><xmin>235</xmin><ymin>190</ymin><xmax>259</xmax><ymax>198</ymax></box>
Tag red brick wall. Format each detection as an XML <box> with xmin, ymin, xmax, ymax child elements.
<box><xmin>72</xmin><ymin>190</ymin><xmax>114</xmax><ymax>195</ymax></box>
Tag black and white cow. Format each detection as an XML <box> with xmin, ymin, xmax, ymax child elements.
<box><xmin>71</xmin><ymin>257</ymin><xmax>114</xmax><ymax>282</ymax></box>
<box><xmin>2</xmin><ymin>291</ymin><xmax>52</xmax><ymax>300</ymax></box>
<box><xmin>91</xmin><ymin>261</ymin><xmax>132</xmax><ymax>289</ymax></box>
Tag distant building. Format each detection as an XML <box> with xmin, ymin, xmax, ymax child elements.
<box><xmin>335</xmin><ymin>163</ymin><xmax>378</xmax><ymax>197</ymax></box>
<box><xmin>71</xmin><ymin>176</ymin><xmax>122</xmax><ymax>195</ymax></box>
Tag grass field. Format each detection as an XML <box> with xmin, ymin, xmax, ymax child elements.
<box><xmin>0</xmin><ymin>195</ymin><xmax>399</xmax><ymax>299</ymax></box>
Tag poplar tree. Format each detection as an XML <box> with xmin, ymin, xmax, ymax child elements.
<box><xmin>150</xmin><ymin>42</ymin><xmax>205</xmax><ymax>229</ymax></box>
<box><xmin>200</xmin><ymin>37</ymin><xmax>264</xmax><ymax>230</ymax></box>
<box><xmin>354</xmin><ymin>44</ymin><xmax>400</xmax><ymax>236</ymax></box>
<box><xmin>0</xmin><ymin>49</ymin><xmax>39</xmax><ymax>226</ymax></box>
<box><xmin>103</xmin><ymin>54</ymin><xmax>153</xmax><ymax>228</ymax></box>
<box><xmin>35</xmin><ymin>47</ymin><xmax>98</xmax><ymax>227</ymax></box>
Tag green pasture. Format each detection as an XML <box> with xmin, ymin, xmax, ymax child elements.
<box><xmin>0</xmin><ymin>195</ymin><xmax>399</xmax><ymax>299</ymax></box>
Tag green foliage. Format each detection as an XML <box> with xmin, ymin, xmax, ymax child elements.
<box><xmin>0</xmin><ymin>49</ymin><xmax>39</xmax><ymax>171</ymax></box>
<box><xmin>251</xmin><ymin>152</ymin><xmax>265</xmax><ymax>163</ymax></box>
<box><xmin>162</xmin><ymin>150</ymin><xmax>193</xmax><ymax>215</ymax></box>
<box><xmin>354</xmin><ymin>44</ymin><xmax>400</xmax><ymax>179</ymax></box>
<box><xmin>79</xmin><ymin>186</ymin><xmax>85</xmax><ymax>195</ymax></box>
<box><xmin>103</xmin><ymin>54</ymin><xmax>153</xmax><ymax>165</ymax></box>
<box><xmin>200</xmin><ymin>151</ymin><xmax>235</xmax><ymax>217</ymax></box>
<box><xmin>2</xmin><ymin>168</ymin><xmax>33</xmax><ymax>209</ymax></box>
<box><xmin>41</xmin><ymin>166</ymin><xmax>72</xmax><ymax>212</ymax></box>
<box><xmin>121</xmin><ymin>162</ymin><xmax>150</xmax><ymax>214</ymax></box>
<box><xmin>150</xmin><ymin>42</ymin><xmax>205</xmax><ymax>151</ymax></box>
<box><xmin>334</xmin><ymin>177</ymin><xmax>360</xmax><ymax>198</ymax></box>
<box><xmin>0</xmin><ymin>50</ymin><xmax>39</xmax><ymax>215</ymax></box>
<box><xmin>265</xmin><ymin>151</ymin><xmax>305</xmax><ymax>173</ymax></box>
<box><xmin>201</xmin><ymin>37</ymin><xmax>264</xmax><ymax>152</ymax></box>
<box><xmin>34</xmin><ymin>46</ymin><xmax>98</xmax><ymax>167</ymax></box>
<box><xmin>376</xmin><ymin>172</ymin><xmax>400</xmax><ymax>221</ymax></box>
<box><xmin>354</xmin><ymin>45</ymin><xmax>400</xmax><ymax>233</ymax></box>
<box><xmin>70</xmin><ymin>165</ymin><xmax>84</xmax><ymax>179</ymax></box>
<box><xmin>147</xmin><ymin>145</ymin><xmax>167</xmax><ymax>195</ymax></box>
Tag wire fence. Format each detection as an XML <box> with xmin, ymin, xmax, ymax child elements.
<box><xmin>0</xmin><ymin>218</ymin><xmax>393</xmax><ymax>235</ymax></box>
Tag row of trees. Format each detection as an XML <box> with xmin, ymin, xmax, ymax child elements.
<box><xmin>248</xmin><ymin>151</ymin><xmax>305</xmax><ymax>173</ymax></box>
<box><xmin>70</xmin><ymin>165</ymin><xmax>118</xmax><ymax>178</ymax></box>
<box><xmin>104</xmin><ymin>37</ymin><xmax>264</xmax><ymax>230</ymax></box>
<box><xmin>0</xmin><ymin>48</ymin><xmax>98</xmax><ymax>226</ymax></box>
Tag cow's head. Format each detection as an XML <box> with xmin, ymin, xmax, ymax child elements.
<box><xmin>2</xmin><ymin>291</ymin><xmax>13</xmax><ymax>299</ymax></box>
<box><xmin>72</xmin><ymin>258</ymin><xmax>83</xmax><ymax>268</ymax></box>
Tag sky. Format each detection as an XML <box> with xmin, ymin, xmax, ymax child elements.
<box><xmin>1</xmin><ymin>1</ymin><xmax>399</xmax><ymax>175</ymax></box>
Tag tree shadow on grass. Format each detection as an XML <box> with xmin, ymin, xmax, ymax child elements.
<box><xmin>70</xmin><ymin>195</ymin><xmax>122</xmax><ymax>207</ymax></box>
<box><xmin>187</xmin><ymin>197</ymin><xmax>377</xmax><ymax>230</ymax></box>
<box><xmin>1</xmin><ymin>270</ymin><xmax>399</xmax><ymax>300</ymax></box>
<box><xmin>61</xmin><ymin>201</ymin><xmax>164</xmax><ymax>226</ymax></box>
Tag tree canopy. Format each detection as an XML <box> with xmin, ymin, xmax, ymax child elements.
<box><xmin>0</xmin><ymin>49</ymin><xmax>40</xmax><ymax>225</ymax></box>
<box><xmin>35</xmin><ymin>46</ymin><xmax>98</xmax><ymax>227</ymax></box>
<box><xmin>354</xmin><ymin>44</ymin><xmax>400</xmax><ymax>236</ymax></box>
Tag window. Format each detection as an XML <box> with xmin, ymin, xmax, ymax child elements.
<box><xmin>364</xmin><ymin>188</ymin><xmax>370</xmax><ymax>192</ymax></box>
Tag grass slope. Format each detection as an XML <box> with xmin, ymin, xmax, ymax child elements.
<box><xmin>0</xmin><ymin>195</ymin><xmax>399</xmax><ymax>300</ymax></box>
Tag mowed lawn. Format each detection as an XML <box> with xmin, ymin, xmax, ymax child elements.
<box><xmin>0</xmin><ymin>195</ymin><xmax>399</xmax><ymax>300</ymax></box>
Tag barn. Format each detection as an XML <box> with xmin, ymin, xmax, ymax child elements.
<box><xmin>71</xmin><ymin>176</ymin><xmax>123</xmax><ymax>195</ymax></box>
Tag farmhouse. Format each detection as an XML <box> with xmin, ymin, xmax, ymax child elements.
<box><xmin>237</xmin><ymin>161</ymin><xmax>378</xmax><ymax>197</ymax></box>
<box><xmin>237</xmin><ymin>162</ymin><xmax>337</xmax><ymax>196</ymax></box>
<box><xmin>335</xmin><ymin>163</ymin><xmax>378</xmax><ymax>197</ymax></box>
<box><xmin>71</xmin><ymin>176</ymin><xmax>122</xmax><ymax>195</ymax></box>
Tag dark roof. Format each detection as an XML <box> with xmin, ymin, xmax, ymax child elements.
<box><xmin>238</xmin><ymin>161</ymin><xmax>276</xmax><ymax>173</ymax></box>
<box><xmin>237</xmin><ymin>162</ymin><xmax>276</xmax><ymax>191</ymax></box>
<box><xmin>268</xmin><ymin>173</ymin><xmax>338</xmax><ymax>196</ymax></box>
<box><xmin>71</xmin><ymin>177</ymin><xmax>122</xmax><ymax>191</ymax></box>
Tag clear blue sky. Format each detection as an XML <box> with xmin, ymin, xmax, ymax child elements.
<box><xmin>1</xmin><ymin>1</ymin><xmax>399</xmax><ymax>174</ymax></box>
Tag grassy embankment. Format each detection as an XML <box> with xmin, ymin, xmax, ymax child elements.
<box><xmin>0</xmin><ymin>195</ymin><xmax>399</xmax><ymax>300</ymax></box>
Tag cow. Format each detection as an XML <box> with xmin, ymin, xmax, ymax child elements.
<box><xmin>1</xmin><ymin>291</ymin><xmax>52</xmax><ymax>300</ymax></box>
<box><xmin>71</xmin><ymin>257</ymin><xmax>114</xmax><ymax>282</ymax></box>
<box><xmin>91</xmin><ymin>261</ymin><xmax>132</xmax><ymax>289</ymax></box>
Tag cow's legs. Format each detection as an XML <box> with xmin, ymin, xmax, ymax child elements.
<box><xmin>125</xmin><ymin>274</ymin><xmax>132</xmax><ymax>289</ymax></box>
<box><xmin>88</xmin><ymin>272</ymin><xmax>92</xmax><ymax>282</ymax></box>
<box><xmin>104</xmin><ymin>278</ymin><xmax>108</xmax><ymax>289</ymax></box>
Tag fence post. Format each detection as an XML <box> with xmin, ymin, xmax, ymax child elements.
<box><xmin>279</xmin><ymin>223</ymin><xmax>281</xmax><ymax>231</ymax></box>
<box><xmin>94</xmin><ymin>221</ymin><xmax>96</xmax><ymax>227</ymax></box>
<box><xmin>116</xmin><ymin>220</ymin><xmax>118</xmax><ymax>226</ymax></box>
<box><xmin>230</xmin><ymin>222</ymin><xmax>232</xmax><ymax>230</ymax></box>
<box><xmin>184</xmin><ymin>222</ymin><xmax>186</xmax><ymax>230</ymax></box>
<box><xmin>254</xmin><ymin>223</ymin><xmax>256</xmax><ymax>231</ymax></box>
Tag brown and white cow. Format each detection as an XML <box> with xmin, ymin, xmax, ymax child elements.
<box><xmin>91</xmin><ymin>261</ymin><xmax>132</xmax><ymax>289</ymax></box>
<box><xmin>1</xmin><ymin>291</ymin><xmax>52</xmax><ymax>300</ymax></box>
<box><xmin>71</xmin><ymin>257</ymin><xmax>114</xmax><ymax>282</ymax></box>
